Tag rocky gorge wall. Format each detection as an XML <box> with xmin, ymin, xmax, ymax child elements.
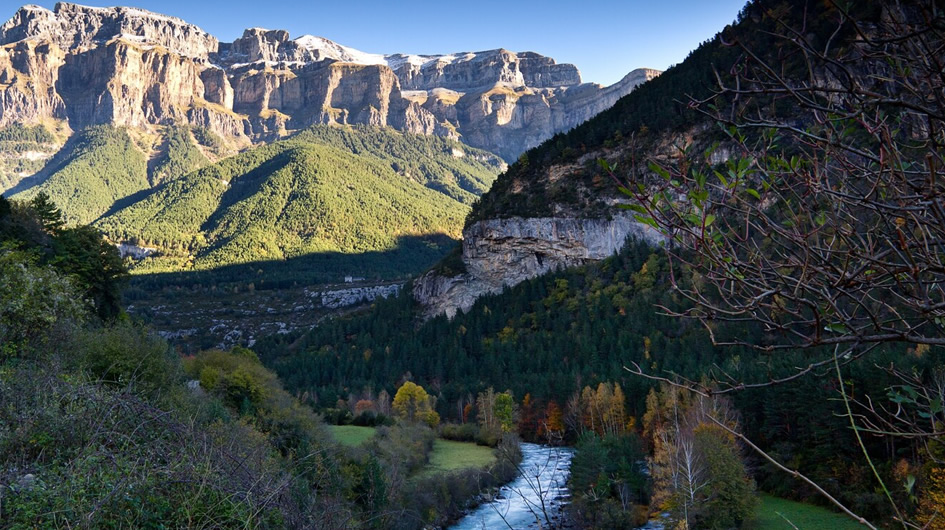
<box><xmin>0</xmin><ymin>3</ymin><xmax>659</xmax><ymax>160</ymax></box>
<box><xmin>414</xmin><ymin>214</ymin><xmax>664</xmax><ymax>319</ymax></box>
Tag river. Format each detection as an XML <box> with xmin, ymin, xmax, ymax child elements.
<box><xmin>450</xmin><ymin>443</ymin><xmax>574</xmax><ymax>530</ymax></box>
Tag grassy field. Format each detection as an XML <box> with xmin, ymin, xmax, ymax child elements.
<box><xmin>416</xmin><ymin>439</ymin><xmax>496</xmax><ymax>478</ymax></box>
<box><xmin>328</xmin><ymin>425</ymin><xmax>377</xmax><ymax>447</ymax></box>
<box><xmin>327</xmin><ymin>425</ymin><xmax>495</xmax><ymax>476</ymax></box>
<box><xmin>753</xmin><ymin>494</ymin><xmax>865</xmax><ymax>529</ymax></box>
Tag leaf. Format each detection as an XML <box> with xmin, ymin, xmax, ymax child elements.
<box><xmin>634</xmin><ymin>215</ymin><xmax>659</xmax><ymax>229</ymax></box>
<box><xmin>825</xmin><ymin>323</ymin><xmax>849</xmax><ymax>334</ymax></box>
<box><xmin>746</xmin><ymin>188</ymin><xmax>761</xmax><ymax>200</ymax></box>
<box><xmin>648</xmin><ymin>161</ymin><xmax>670</xmax><ymax>180</ymax></box>
<box><xmin>714</xmin><ymin>170</ymin><xmax>729</xmax><ymax>188</ymax></box>
<box><xmin>704</xmin><ymin>214</ymin><xmax>716</xmax><ymax>227</ymax></box>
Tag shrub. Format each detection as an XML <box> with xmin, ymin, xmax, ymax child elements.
<box><xmin>0</xmin><ymin>251</ymin><xmax>86</xmax><ymax>358</ymax></box>
<box><xmin>75</xmin><ymin>321</ymin><xmax>179</xmax><ymax>395</ymax></box>
<box><xmin>439</xmin><ymin>422</ymin><xmax>480</xmax><ymax>442</ymax></box>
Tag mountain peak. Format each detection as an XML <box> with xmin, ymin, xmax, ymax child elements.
<box><xmin>1</xmin><ymin>2</ymin><xmax>218</xmax><ymax>58</ymax></box>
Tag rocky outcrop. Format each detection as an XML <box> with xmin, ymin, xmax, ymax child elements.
<box><xmin>307</xmin><ymin>284</ymin><xmax>403</xmax><ymax>309</ymax></box>
<box><xmin>414</xmin><ymin>215</ymin><xmax>664</xmax><ymax>318</ymax></box>
<box><xmin>0</xmin><ymin>3</ymin><xmax>658</xmax><ymax>159</ymax></box>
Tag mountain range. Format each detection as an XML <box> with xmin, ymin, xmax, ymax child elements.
<box><xmin>0</xmin><ymin>2</ymin><xmax>658</xmax><ymax>163</ymax></box>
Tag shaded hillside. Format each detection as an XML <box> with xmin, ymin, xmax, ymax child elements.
<box><xmin>466</xmin><ymin>0</ymin><xmax>879</xmax><ymax>224</ymax></box>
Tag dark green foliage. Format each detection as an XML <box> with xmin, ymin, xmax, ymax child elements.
<box><xmin>257</xmin><ymin>239</ymin><xmax>691</xmax><ymax>418</ymax></box>
<box><xmin>75</xmin><ymin>321</ymin><xmax>179</xmax><ymax>395</ymax></box>
<box><xmin>184</xmin><ymin>348</ymin><xmax>330</xmax><ymax>458</ymax></box>
<box><xmin>29</xmin><ymin>192</ymin><xmax>64</xmax><ymax>233</ymax></box>
<box><xmin>50</xmin><ymin>225</ymin><xmax>127</xmax><ymax>320</ymax></box>
<box><xmin>568</xmin><ymin>432</ymin><xmax>650</xmax><ymax>528</ymax></box>
<box><xmin>1</xmin><ymin>194</ymin><xmax>127</xmax><ymax>322</ymax></box>
<box><xmin>693</xmin><ymin>425</ymin><xmax>757</xmax><ymax>529</ymax></box>
<box><xmin>439</xmin><ymin>422</ymin><xmax>481</xmax><ymax>443</ymax></box>
<box><xmin>0</xmin><ymin>250</ymin><xmax>86</xmax><ymax>357</ymax></box>
<box><xmin>191</xmin><ymin>125</ymin><xmax>227</xmax><ymax>154</ymax></box>
<box><xmin>291</xmin><ymin>124</ymin><xmax>503</xmax><ymax>204</ymax></box>
<box><xmin>0</xmin><ymin>123</ymin><xmax>56</xmax><ymax>143</ymax></box>
<box><xmin>365</xmin><ymin>423</ymin><xmax>437</xmax><ymax>477</ymax></box>
<box><xmin>151</xmin><ymin>125</ymin><xmax>211</xmax><ymax>185</ymax></box>
<box><xmin>10</xmin><ymin>126</ymin><xmax>149</xmax><ymax>225</ymax></box>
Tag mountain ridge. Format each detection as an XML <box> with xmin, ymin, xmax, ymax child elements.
<box><xmin>0</xmin><ymin>2</ymin><xmax>659</xmax><ymax>161</ymax></box>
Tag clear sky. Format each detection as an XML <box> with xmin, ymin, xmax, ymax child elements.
<box><xmin>0</xmin><ymin>0</ymin><xmax>748</xmax><ymax>85</ymax></box>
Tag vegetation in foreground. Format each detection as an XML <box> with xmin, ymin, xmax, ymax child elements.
<box><xmin>0</xmin><ymin>194</ymin><xmax>524</xmax><ymax>529</ymax></box>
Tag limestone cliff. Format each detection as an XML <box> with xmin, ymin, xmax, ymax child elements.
<box><xmin>0</xmin><ymin>3</ymin><xmax>658</xmax><ymax>160</ymax></box>
<box><xmin>414</xmin><ymin>215</ymin><xmax>664</xmax><ymax>319</ymax></box>
<box><xmin>0</xmin><ymin>3</ymin><xmax>242</xmax><ymax>143</ymax></box>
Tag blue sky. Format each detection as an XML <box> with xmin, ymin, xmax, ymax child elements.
<box><xmin>1</xmin><ymin>1</ymin><xmax>748</xmax><ymax>85</ymax></box>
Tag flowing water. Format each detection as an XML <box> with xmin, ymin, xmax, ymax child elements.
<box><xmin>450</xmin><ymin>443</ymin><xmax>574</xmax><ymax>530</ymax></box>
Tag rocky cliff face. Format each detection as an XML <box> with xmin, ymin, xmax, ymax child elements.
<box><xmin>414</xmin><ymin>215</ymin><xmax>664</xmax><ymax>319</ymax></box>
<box><xmin>0</xmin><ymin>3</ymin><xmax>658</xmax><ymax>160</ymax></box>
<box><xmin>0</xmin><ymin>3</ymin><xmax>240</xmax><ymax>142</ymax></box>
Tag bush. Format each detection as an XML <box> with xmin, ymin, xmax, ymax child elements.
<box><xmin>367</xmin><ymin>423</ymin><xmax>436</xmax><ymax>477</ymax></box>
<box><xmin>474</xmin><ymin>426</ymin><xmax>502</xmax><ymax>447</ymax></box>
<box><xmin>439</xmin><ymin>422</ymin><xmax>480</xmax><ymax>442</ymax></box>
<box><xmin>0</xmin><ymin>251</ymin><xmax>86</xmax><ymax>358</ymax></box>
<box><xmin>185</xmin><ymin>348</ymin><xmax>329</xmax><ymax>457</ymax></box>
<box><xmin>0</xmin><ymin>364</ymin><xmax>290</xmax><ymax>528</ymax></box>
<box><xmin>75</xmin><ymin>321</ymin><xmax>179</xmax><ymax>395</ymax></box>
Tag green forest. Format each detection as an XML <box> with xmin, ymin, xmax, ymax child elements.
<box><xmin>256</xmin><ymin>237</ymin><xmax>943</xmax><ymax>525</ymax></box>
<box><xmin>94</xmin><ymin>124</ymin><xmax>501</xmax><ymax>274</ymax></box>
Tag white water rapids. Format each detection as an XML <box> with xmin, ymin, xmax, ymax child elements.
<box><xmin>450</xmin><ymin>443</ymin><xmax>574</xmax><ymax>529</ymax></box>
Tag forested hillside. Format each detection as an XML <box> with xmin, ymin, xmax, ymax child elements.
<box><xmin>1</xmin><ymin>122</ymin><xmax>503</xmax><ymax>275</ymax></box>
<box><xmin>7</xmin><ymin>126</ymin><xmax>149</xmax><ymax>225</ymax></box>
<box><xmin>0</xmin><ymin>123</ymin><xmax>65</xmax><ymax>192</ymax></box>
<box><xmin>95</xmin><ymin>125</ymin><xmax>502</xmax><ymax>273</ymax></box>
<box><xmin>258</xmin><ymin>236</ymin><xmax>942</xmax><ymax>524</ymax></box>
